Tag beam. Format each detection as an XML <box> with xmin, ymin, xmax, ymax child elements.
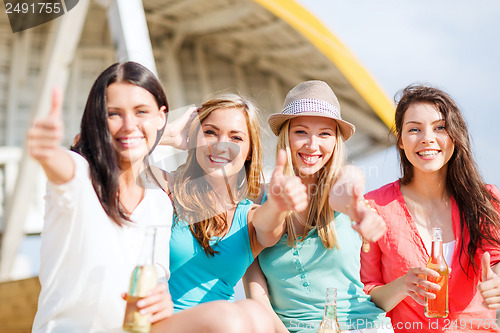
<box><xmin>0</xmin><ymin>1</ymin><xmax>90</xmax><ymax>281</ymax></box>
<box><xmin>5</xmin><ymin>31</ymin><xmax>31</xmax><ymax>145</ymax></box>
<box><xmin>176</xmin><ymin>3</ymin><xmax>254</xmax><ymax>35</ymax></box>
<box><xmin>161</xmin><ymin>34</ymin><xmax>186</xmax><ymax>110</ymax></box>
<box><xmin>148</xmin><ymin>0</ymin><xmax>199</xmax><ymax>17</ymax></box>
<box><xmin>107</xmin><ymin>0</ymin><xmax>157</xmax><ymax>75</ymax></box>
<box><xmin>194</xmin><ymin>41</ymin><xmax>210</xmax><ymax>99</ymax></box>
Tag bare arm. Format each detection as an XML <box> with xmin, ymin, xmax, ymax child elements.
<box><xmin>251</xmin><ymin>150</ymin><xmax>308</xmax><ymax>247</ymax></box>
<box><xmin>368</xmin><ymin>267</ymin><xmax>441</xmax><ymax>312</ymax></box>
<box><xmin>243</xmin><ymin>259</ymin><xmax>289</xmax><ymax>333</ymax></box>
<box><xmin>28</xmin><ymin>88</ymin><xmax>74</xmax><ymax>184</ymax></box>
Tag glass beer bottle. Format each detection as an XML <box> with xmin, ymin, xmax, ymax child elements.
<box><xmin>123</xmin><ymin>227</ymin><xmax>158</xmax><ymax>333</ymax></box>
<box><xmin>425</xmin><ymin>227</ymin><xmax>449</xmax><ymax>318</ymax></box>
<box><xmin>317</xmin><ymin>287</ymin><xmax>341</xmax><ymax>333</ymax></box>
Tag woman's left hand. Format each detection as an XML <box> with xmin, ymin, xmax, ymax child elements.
<box><xmin>347</xmin><ymin>187</ymin><xmax>387</xmax><ymax>242</ymax></box>
<box><xmin>160</xmin><ymin>105</ymin><xmax>198</xmax><ymax>150</ymax></box>
<box><xmin>122</xmin><ymin>283</ymin><xmax>174</xmax><ymax>323</ymax></box>
<box><xmin>478</xmin><ymin>252</ymin><xmax>500</xmax><ymax>309</ymax></box>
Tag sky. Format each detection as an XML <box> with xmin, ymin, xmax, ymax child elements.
<box><xmin>297</xmin><ymin>0</ymin><xmax>500</xmax><ymax>191</ymax></box>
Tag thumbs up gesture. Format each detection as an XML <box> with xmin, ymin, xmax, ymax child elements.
<box><xmin>267</xmin><ymin>149</ymin><xmax>308</xmax><ymax>213</ymax></box>
<box><xmin>477</xmin><ymin>252</ymin><xmax>500</xmax><ymax>309</ymax></box>
<box><xmin>28</xmin><ymin>88</ymin><xmax>64</xmax><ymax>162</ymax></box>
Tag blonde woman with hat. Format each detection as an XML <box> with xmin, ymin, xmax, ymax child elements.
<box><xmin>244</xmin><ymin>80</ymin><xmax>393</xmax><ymax>333</ymax></box>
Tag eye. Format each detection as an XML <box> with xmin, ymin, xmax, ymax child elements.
<box><xmin>204</xmin><ymin>129</ymin><xmax>216</xmax><ymax>136</ymax></box>
<box><xmin>436</xmin><ymin>125</ymin><xmax>446</xmax><ymax>131</ymax></box>
<box><xmin>107</xmin><ymin>112</ymin><xmax>119</xmax><ymax>118</ymax></box>
<box><xmin>294</xmin><ymin>130</ymin><xmax>307</xmax><ymax>135</ymax></box>
<box><xmin>232</xmin><ymin>136</ymin><xmax>243</xmax><ymax>142</ymax></box>
<box><xmin>319</xmin><ymin>131</ymin><xmax>332</xmax><ymax>137</ymax></box>
<box><xmin>408</xmin><ymin>128</ymin><xmax>419</xmax><ymax>133</ymax></box>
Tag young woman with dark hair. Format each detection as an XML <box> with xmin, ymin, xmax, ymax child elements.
<box><xmin>29</xmin><ymin>62</ymin><xmax>275</xmax><ymax>333</ymax></box>
<box><xmin>361</xmin><ymin>84</ymin><xmax>500</xmax><ymax>332</ymax></box>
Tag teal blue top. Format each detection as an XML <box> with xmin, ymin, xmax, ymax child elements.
<box><xmin>169</xmin><ymin>199</ymin><xmax>254</xmax><ymax>311</ymax></box>
<box><xmin>258</xmin><ymin>212</ymin><xmax>391</xmax><ymax>332</ymax></box>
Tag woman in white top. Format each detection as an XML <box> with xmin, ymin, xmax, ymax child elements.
<box><xmin>30</xmin><ymin>62</ymin><xmax>272</xmax><ymax>333</ymax></box>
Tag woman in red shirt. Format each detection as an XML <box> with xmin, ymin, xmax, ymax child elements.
<box><xmin>361</xmin><ymin>85</ymin><xmax>500</xmax><ymax>332</ymax></box>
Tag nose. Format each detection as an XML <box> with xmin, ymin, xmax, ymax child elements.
<box><xmin>421</xmin><ymin>128</ymin><xmax>436</xmax><ymax>144</ymax></box>
<box><xmin>306</xmin><ymin>135</ymin><xmax>319</xmax><ymax>150</ymax></box>
<box><xmin>211</xmin><ymin>136</ymin><xmax>230</xmax><ymax>153</ymax></box>
<box><xmin>122</xmin><ymin>113</ymin><xmax>139</xmax><ymax>132</ymax></box>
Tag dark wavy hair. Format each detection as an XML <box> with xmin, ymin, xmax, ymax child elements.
<box><xmin>71</xmin><ymin>62</ymin><xmax>168</xmax><ymax>226</ymax></box>
<box><xmin>394</xmin><ymin>84</ymin><xmax>500</xmax><ymax>273</ymax></box>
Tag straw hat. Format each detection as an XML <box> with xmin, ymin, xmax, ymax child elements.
<box><xmin>268</xmin><ymin>80</ymin><xmax>355</xmax><ymax>140</ymax></box>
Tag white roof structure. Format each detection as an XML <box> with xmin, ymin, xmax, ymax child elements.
<box><xmin>0</xmin><ymin>0</ymin><xmax>395</xmax><ymax>280</ymax></box>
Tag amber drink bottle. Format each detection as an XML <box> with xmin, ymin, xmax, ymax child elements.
<box><xmin>425</xmin><ymin>227</ymin><xmax>449</xmax><ymax>318</ymax></box>
<box><xmin>123</xmin><ymin>227</ymin><xmax>158</xmax><ymax>333</ymax></box>
<box><xmin>317</xmin><ymin>287</ymin><xmax>341</xmax><ymax>333</ymax></box>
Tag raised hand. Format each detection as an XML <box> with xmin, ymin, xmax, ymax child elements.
<box><xmin>160</xmin><ymin>105</ymin><xmax>198</xmax><ymax>150</ymax></box>
<box><xmin>477</xmin><ymin>252</ymin><xmax>500</xmax><ymax>309</ymax></box>
<box><xmin>28</xmin><ymin>88</ymin><xmax>64</xmax><ymax>162</ymax></box>
<box><xmin>347</xmin><ymin>187</ymin><xmax>387</xmax><ymax>242</ymax></box>
<box><xmin>267</xmin><ymin>150</ymin><xmax>308</xmax><ymax>213</ymax></box>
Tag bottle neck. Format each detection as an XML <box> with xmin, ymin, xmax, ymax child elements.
<box><xmin>431</xmin><ymin>239</ymin><xmax>443</xmax><ymax>260</ymax></box>
<box><xmin>138</xmin><ymin>228</ymin><xmax>156</xmax><ymax>266</ymax></box>
<box><xmin>323</xmin><ymin>302</ymin><xmax>337</xmax><ymax>320</ymax></box>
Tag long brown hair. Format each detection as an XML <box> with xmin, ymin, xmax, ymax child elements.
<box><xmin>171</xmin><ymin>94</ymin><xmax>263</xmax><ymax>256</ymax></box>
<box><xmin>71</xmin><ymin>62</ymin><xmax>168</xmax><ymax>226</ymax></box>
<box><xmin>394</xmin><ymin>84</ymin><xmax>500</xmax><ymax>272</ymax></box>
<box><xmin>277</xmin><ymin>119</ymin><xmax>345</xmax><ymax>249</ymax></box>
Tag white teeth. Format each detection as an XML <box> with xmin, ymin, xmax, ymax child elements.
<box><xmin>418</xmin><ymin>150</ymin><xmax>438</xmax><ymax>157</ymax></box>
<box><xmin>301</xmin><ymin>154</ymin><xmax>320</xmax><ymax>162</ymax></box>
<box><xmin>211</xmin><ymin>156</ymin><xmax>230</xmax><ymax>164</ymax></box>
<box><xmin>120</xmin><ymin>138</ymin><xmax>139</xmax><ymax>144</ymax></box>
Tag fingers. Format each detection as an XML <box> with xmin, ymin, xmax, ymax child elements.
<box><xmin>135</xmin><ymin>284</ymin><xmax>174</xmax><ymax>323</ymax></box>
<box><xmin>50</xmin><ymin>87</ymin><xmax>63</xmax><ymax>119</ymax></box>
<box><xmin>272</xmin><ymin>149</ymin><xmax>287</xmax><ymax>179</ymax></box>
<box><xmin>355</xmin><ymin>208</ymin><xmax>387</xmax><ymax>242</ymax></box>
<box><xmin>482</xmin><ymin>252</ymin><xmax>493</xmax><ymax>282</ymax></box>
<box><xmin>268</xmin><ymin>149</ymin><xmax>308</xmax><ymax>212</ymax></box>
<box><xmin>477</xmin><ymin>256</ymin><xmax>500</xmax><ymax>309</ymax></box>
<box><xmin>268</xmin><ymin>176</ymin><xmax>308</xmax><ymax>212</ymax></box>
<box><xmin>402</xmin><ymin>267</ymin><xmax>442</xmax><ymax>306</ymax></box>
<box><xmin>28</xmin><ymin>88</ymin><xmax>65</xmax><ymax>161</ymax></box>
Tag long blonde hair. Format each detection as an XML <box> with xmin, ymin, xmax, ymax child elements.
<box><xmin>277</xmin><ymin>119</ymin><xmax>345</xmax><ymax>249</ymax></box>
<box><xmin>172</xmin><ymin>94</ymin><xmax>263</xmax><ymax>256</ymax></box>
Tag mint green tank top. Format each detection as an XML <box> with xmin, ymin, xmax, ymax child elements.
<box><xmin>258</xmin><ymin>212</ymin><xmax>391</xmax><ymax>332</ymax></box>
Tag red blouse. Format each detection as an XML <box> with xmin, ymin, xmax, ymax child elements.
<box><xmin>361</xmin><ymin>180</ymin><xmax>500</xmax><ymax>332</ymax></box>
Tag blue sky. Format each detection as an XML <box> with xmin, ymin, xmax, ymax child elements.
<box><xmin>297</xmin><ymin>0</ymin><xmax>500</xmax><ymax>191</ymax></box>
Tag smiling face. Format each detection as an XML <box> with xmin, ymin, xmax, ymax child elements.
<box><xmin>106</xmin><ymin>82</ymin><xmax>166</xmax><ymax>169</ymax></box>
<box><xmin>288</xmin><ymin>116</ymin><xmax>337</xmax><ymax>180</ymax></box>
<box><xmin>399</xmin><ymin>102</ymin><xmax>455</xmax><ymax>179</ymax></box>
<box><xmin>195</xmin><ymin>107</ymin><xmax>251</xmax><ymax>187</ymax></box>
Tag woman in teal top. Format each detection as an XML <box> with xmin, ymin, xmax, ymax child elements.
<box><xmin>244</xmin><ymin>81</ymin><xmax>392</xmax><ymax>333</ymax></box>
<box><xmin>165</xmin><ymin>94</ymin><xmax>308</xmax><ymax>318</ymax></box>
<box><xmin>169</xmin><ymin>199</ymin><xmax>254</xmax><ymax>310</ymax></box>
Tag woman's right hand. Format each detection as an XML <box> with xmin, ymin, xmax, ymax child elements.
<box><xmin>28</xmin><ymin>88</ymin><xmax>64</xmax><ymax>162</ymax></box>
<box><xmin>401</xmin><ymin>266</ymin><xmax>441</xmax><ymax>306</ymax></box>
